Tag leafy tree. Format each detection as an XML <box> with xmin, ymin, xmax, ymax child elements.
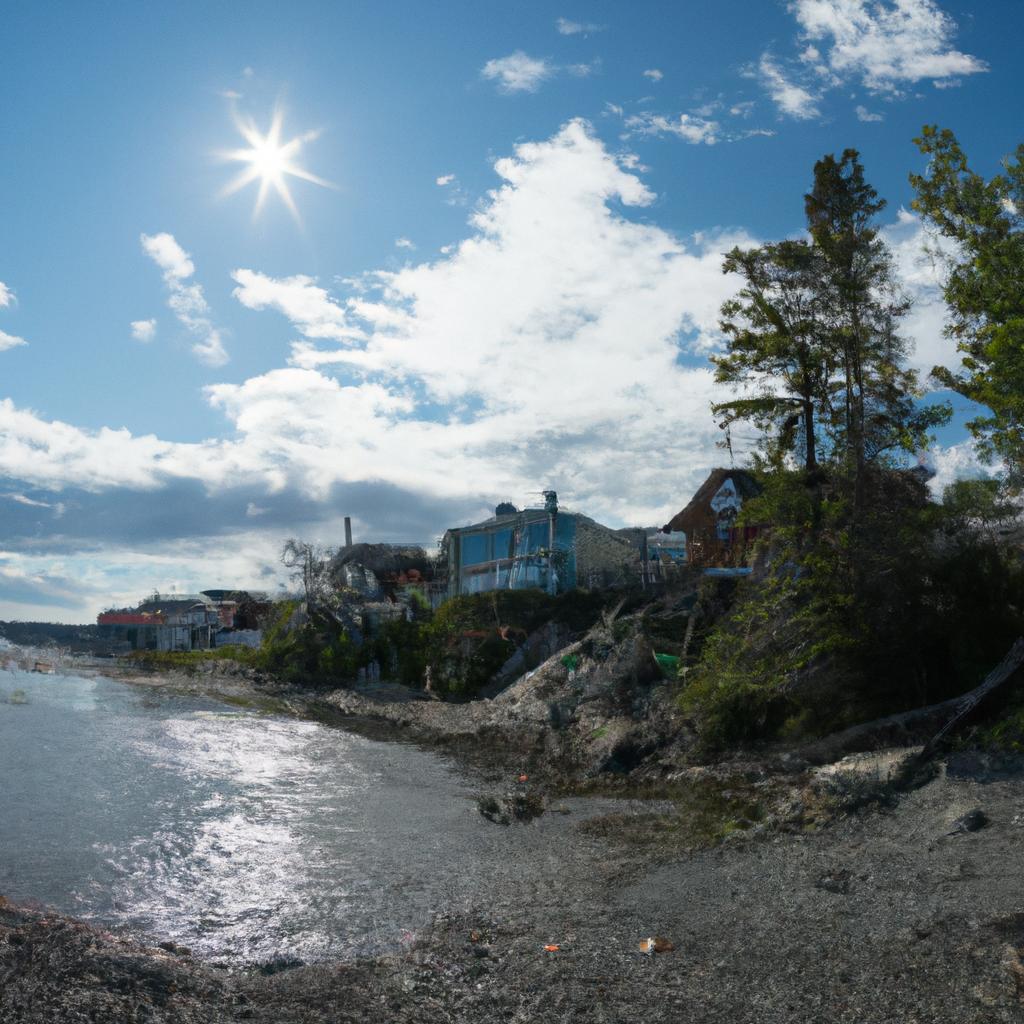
<box><xmin>714</xmin><ymin>149</ymin><xmax>948</xmax><ymax>503</ymax></box>
<box><xmin>714</xmin><ymin>240</ymin><xmax>832</xmax><ymax>474</ymax></box>
<box><xmin>910</xmin><ymin>125</ymin><xmax>1024</xmax><ymax>486</ymax></box>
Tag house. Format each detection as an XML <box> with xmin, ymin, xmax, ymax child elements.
<box><xmin>97</xmin><ymin>594</ymin><xmax>221</xmax><ymax>652</ymax></box>
<box><xmin>442</xmin><ymin>492</ymin><xmax>641</xmax><ymax>598</ymax></box>
<box><xmin>662</xmin><ymin>468</ymin><xmax>763</xmax><ymax>567</ymax></box>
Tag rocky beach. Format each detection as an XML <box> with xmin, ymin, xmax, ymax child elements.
<box><xmin>3</xmin><ymin>644</ymin><xmax>1024</xmax><ymax>1022</ymax></box>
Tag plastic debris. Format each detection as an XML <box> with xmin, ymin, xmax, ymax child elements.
<box><xmin>543</xmin><ymin>944</ymin><xmax>561</xmax><ymax>952</ymax></box>
<box><xmin>518</xmin><ymin>774</ymin><xmax>529</xmax><ymax>782</ymax></box>
<box><xmin>653</xmin><ymin>653</ymin><xmax>680</xmax><ymax>676</ymax></box>
<box><xmin>638</xmin><ymin>936</ymin><xmax>675</xmax><ymax>955</ymax></box>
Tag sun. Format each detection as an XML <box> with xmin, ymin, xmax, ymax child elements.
<box><xmin>219</xmin><ymin>105</ymin><xmax>332</xmax><ymax>219</ymax></box>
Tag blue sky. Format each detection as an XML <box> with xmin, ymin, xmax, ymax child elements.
<box><xmin>1</xmin><ymin>0</ymin><xmax>1021</xmax><ymax>620</ymax></box>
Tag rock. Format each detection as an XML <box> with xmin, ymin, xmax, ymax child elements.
<box><xmin>815</xmin><ymin>868</ymin><xmax>853</xmax><ymax>894</ymax></box>
<box><xmin>477</xmin><ymin>791</ymin><xmax>545</xmax><ymax>826</ymax></box>
<box><xmin>946</xmin><ymin>808</ymin><xmax>989</xmax><ymax>835</ymax></box>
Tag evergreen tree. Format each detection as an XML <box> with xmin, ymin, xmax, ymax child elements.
<box><xmin>713</xmin><ymin>149</ymin><xmax>947</xmax><ymax>507</ymax></box>
<box><xmin>805</xmin><ymin>150</ymin><xmax>945</xmax><ymax>507</ymax></box>
<box><xmin>910</xmin><ymin>126</ymin><xmax>1024</xmax><ymax>487</ymax></box>
<box><xmin>713</xmin><ymin>240</ymin><xmax>832</xmax><ymax>474</ymax></box>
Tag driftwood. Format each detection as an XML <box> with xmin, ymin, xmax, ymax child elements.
<box><xmin>915</xmin><ymin>636</ymin><xmax>1024</xmax><ymax>762</ymax></box>
<box><xmin>798</xmin><ymin>636</ymin><xmax>1024</xmax><ymax>766</ymax></box>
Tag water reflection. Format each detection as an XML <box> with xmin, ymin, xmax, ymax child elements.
<box><xmin>0</xmin><ymin>667</ymin><xmax>603</xmax><ymax>964</ymax></box>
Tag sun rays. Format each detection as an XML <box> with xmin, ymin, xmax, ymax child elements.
<box><xmin>219</xmin><ymin>105</ymin><xmax>332</xmax><ymax>220</ymax></box>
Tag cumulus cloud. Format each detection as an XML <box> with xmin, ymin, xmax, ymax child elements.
<box><xmin>643</xmin><ymin>68</ymin><xmax>664</xmax><ymax>82</ymax></box>
<box><xmin>0</xmin><ymin>282</ymin><xmax>14</xmax><ymax>308</ymax></box>
<box><xmin>436</xmin><ymin>174</ymin><xmax>455</xmax><ymax>186</ymax></box>
<box><xmin>878</xmin><ymin>206</ymin><xmax>960</xmax><ymax>379</ymax></box>
<box><xmin>481</xmin><ymin>52</ymin><xmax>554</xmax><ymax>93</ymax></box>
<box><xmin>0</xmin><ymin>119</ymin><xmax>977</xmax><ymax>614</ymax></box>
<box><xmin>0</xmin><ymin>122</ymin><xmax>754</xmax><ymax>531</ymax></box>
<box><xmin>927</xmin><ymin>442</ymin><xmax>1001</xmax><ymax>497</ymax></box>
<box><xmin>232</xmin><ymin>269</ymin><xmax>364</xmax><ymax>343</ymax></box>
<box><xmin>130</xmin><ymin>318</ymin><xmax>157</xmax><ymax>342</ymax></box>
<box><xmin>791</xmin><ymin>0</ymin><xmax>988</xmax><ymax>93</ymax></box>
<box><xmin>140</xmin><ymin>233</ymin><xmax>228</xmax><ymax>366</ymax></box>
<box><xmin>0</xmin><ymin>331</ymin><xmax>27</xmax><ymax>352</ymax></box>
<box><xmin>395</xmin><ymin>237</ymin><xmax>415</xmax><ymax>250</ymax></box>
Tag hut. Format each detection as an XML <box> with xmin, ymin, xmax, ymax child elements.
<box><xmin>662</xmin><ymin>468</ymin><xmax>763</xmax><ymax>567</ymax></box>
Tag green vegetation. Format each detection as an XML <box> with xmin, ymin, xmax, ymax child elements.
<box><xmin>911</xmin><ymin>127</ymin><xmax>1024</xmax><ymax>487</ymax></box>
<box><xmin>578</xmin><ymin>775</ymin><xmax>766</xmax><ymax>851</ymax></box>
<box><xmin>681</xmin><ymin>143</ymin><xmax>1024</xmax><ymax>755</ymax></box>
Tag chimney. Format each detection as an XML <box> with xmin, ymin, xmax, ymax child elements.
<box><xmin>344</xmin><ymin>516</ymin><xmax>353</xmax><ymax>548</ymax></box>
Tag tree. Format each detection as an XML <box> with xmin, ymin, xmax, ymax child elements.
<box><xmin>713</xmin><ymin>240</ymin><xmax>832</xmax><ymax>474</ymax></box>
<box><xmin>714</xmin><ymin>149</ymin><xmax>948</xmax><ymax>502</ymax></box>
<box><xmin>910</xmin><ymin>125</ymin><xmax>1024</xmax><ymax>487</ymax></box>
<box><xmin>280</xmin><ymin>538</ymin><xmax>332</xmax><ymax>606</ymax></box>
<box><xmin>805</xmin><ymin>149</ymin><xmax>946</xmax><ymax>508</ymax></box>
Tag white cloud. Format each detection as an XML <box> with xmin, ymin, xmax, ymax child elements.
<box><xmin>755</xmin><ymin>54</ymin><xmax>821</xmax><ymax>118</ymax></box>
<box><xmin>730</xmin><ymin>101</ymin><xmax>756</xmax><ymax>117</ymax></box>
<box><xmin>0</xmin><ymin>122</ymin><xmax>754</xmax><ymax>528</ymax></box>
<box><xmin>643</xmin><ymin>69</ymin><xmax>664</xmax><ymax>82</ymax></box>
<box><xmin>3</xmin><ymin>492</ymin><xmax>51</xmax><ymax>508</ymax></box>
<box><xmin>481</xmin><ymin>52</ymin><xmax>554</xmax><ymax>93</ymax></box>
<box><xmin>556</xmin><ymin>17</ymin><xmax>604</xmax><ymax>35</ymax></box>
<box><xmin>1</xmin><ymin>122</ymin><xmax>968</xmax><ymax>548</ymax></box>
<box><xmin>0</xmin><ymin>331</ymin><xmax>27</xmax><ymax>352</ymax></box>
<box><xmin>231</xmin><ymin>269</ymin><xmax>364</xmax><ymax>343</ymax></box>
<box><xmin>625</xmin><ymin>112</ymin><xmax>721</xmax><ymax>145</ymax></box>
<box><xmin>855</xmin><ymin>104</ymin><xmax>884</xmax><ymax>121</ymax></box>
<box><xmin>395</xmin><ymin>237</ymin><xmax>416</xmax><ymax>250</ymax></box>
<box><xmin>790</xmin><ymin>0</ymin><xmax>987</xmax><ymax>93</ymax></box>
<box><xmin>567</xmin><ymin>60</ymin><xmax>600</xmax><ymax>77</ymax></box>
<box><xmin>130</xmin><ymin>318</ymin><xmax>157</xmax><ymax>342</ymax></box>
<box><xmin>140</xmin><ymin>233</ymin><xmax>228</xmax><ymax>366</ymax></box>
<box><xmin>879</xmin><ymin>207</ymin><xmax>961</xmax><ymax>378</ymax></box>
<box><xmin>927</xmin><ymin>442</ymin><xmax>1001</xmax><ymax>497</ymax></box>
<box><xmin>436</xmin><ymin>174</ymin><xmax>456</xmax><ymax>186</ymax></box>
<box><xmin>0</xmin><ymin>282</ymin><xmax>14</xmax><ymax>309</ymax></box>
<box><xmin>141</xmin><ymin>232</ymin><xmax>194</xmax><ymax>281</ymax></box>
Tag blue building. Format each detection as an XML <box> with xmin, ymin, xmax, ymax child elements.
<box><xmin>442</xmin><ymin>493</ymin><xmax>642</xmax><ymax>598</ymax></box>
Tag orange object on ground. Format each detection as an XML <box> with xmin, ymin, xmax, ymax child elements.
<box><xmin>518</xmin><ymin>774</ymin><xmax>529</xmax><ymax>782</ymax></box>
<box><xmin>543</xmin><ymin>944</ymin><xmax>560</xmax><ymax>952</ymax></box>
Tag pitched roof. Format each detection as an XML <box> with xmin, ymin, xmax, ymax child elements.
<box><xmin>662</xmin><ymin>468</ymin><xmax>761</xmax><ymax>534</ymax></box>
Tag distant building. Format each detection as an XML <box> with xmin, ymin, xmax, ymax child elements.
<box><xmin>97</xmin><ymin>594</ymin><xmax>221</xmax><ymax>652</ymax></box>
<box><xmin>442</xmin><ymin>493</ymin><xmax>641</xmax><ymax>598</ymax></box>
<box><xmin>662</xmin><ymin>468</ymin><xmax>763</xmax><ymax>566</ymax></box>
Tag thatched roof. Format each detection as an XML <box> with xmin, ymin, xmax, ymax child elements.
<box><xmin>662</xmin><ymin>468</ymin><xmax>761</xmax><ymax>534</ymax></box>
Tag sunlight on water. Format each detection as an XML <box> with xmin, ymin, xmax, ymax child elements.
<box><xmin>0</xmin><ymin>667</ymin><xmax>501</xmax><ymax>962</ymax></box>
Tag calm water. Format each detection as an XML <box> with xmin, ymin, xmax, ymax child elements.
<box><xmin>0</xmin><ymin>665</ymin><xmax>573</xmax><ymax>963</ymax></box>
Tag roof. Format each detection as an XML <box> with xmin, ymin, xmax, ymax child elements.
<box><xmin>135</xmin><ymin>598</ymin><xmax>210</xmax><ymax>614</ymax></box>
<box><xmin>662</xmin><ymin>468</ymin><xmax>762</xmax><ymax>534</ymax></box>
<box><xmin>445</xmin><ymin>507</ymin><xmax>576</xmax><ymax>537</ymax></box>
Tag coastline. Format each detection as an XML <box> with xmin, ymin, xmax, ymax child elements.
<box><xmin>3</xmin><ymin>745</ymin><xmax>1024</xmax><ymax>1022</ymax></box>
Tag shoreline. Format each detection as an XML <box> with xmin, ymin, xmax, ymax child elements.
<box><xmin>3</xmin><ymin>747</ymin><xmax>1024</xmax><ymax>1022</ymax></box>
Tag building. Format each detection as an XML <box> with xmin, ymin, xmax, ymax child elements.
<box><xmin>442</xmin><ymin>492</ymin><xmax>642</xmax><ymax>598</ymax></box>
<box><xmin>97</xmin><ymin>594</ymin><xmax>221</xmax><ymax>652</ymax></box>
<box><xmin>661</xmin><ymin>468</ymin><xmax>763</xmax><ymax>567</ymax></box>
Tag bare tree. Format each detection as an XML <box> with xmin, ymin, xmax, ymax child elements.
<box><xmin>280</xmin><ymin>539</ymin><xmax>332</xmax><ymax>606</ymax></box>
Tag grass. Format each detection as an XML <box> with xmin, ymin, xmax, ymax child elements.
<box><xmin>576</xmin><ymin>774</ymin><xmax>767</xmax><ymax>852</ymax></box>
